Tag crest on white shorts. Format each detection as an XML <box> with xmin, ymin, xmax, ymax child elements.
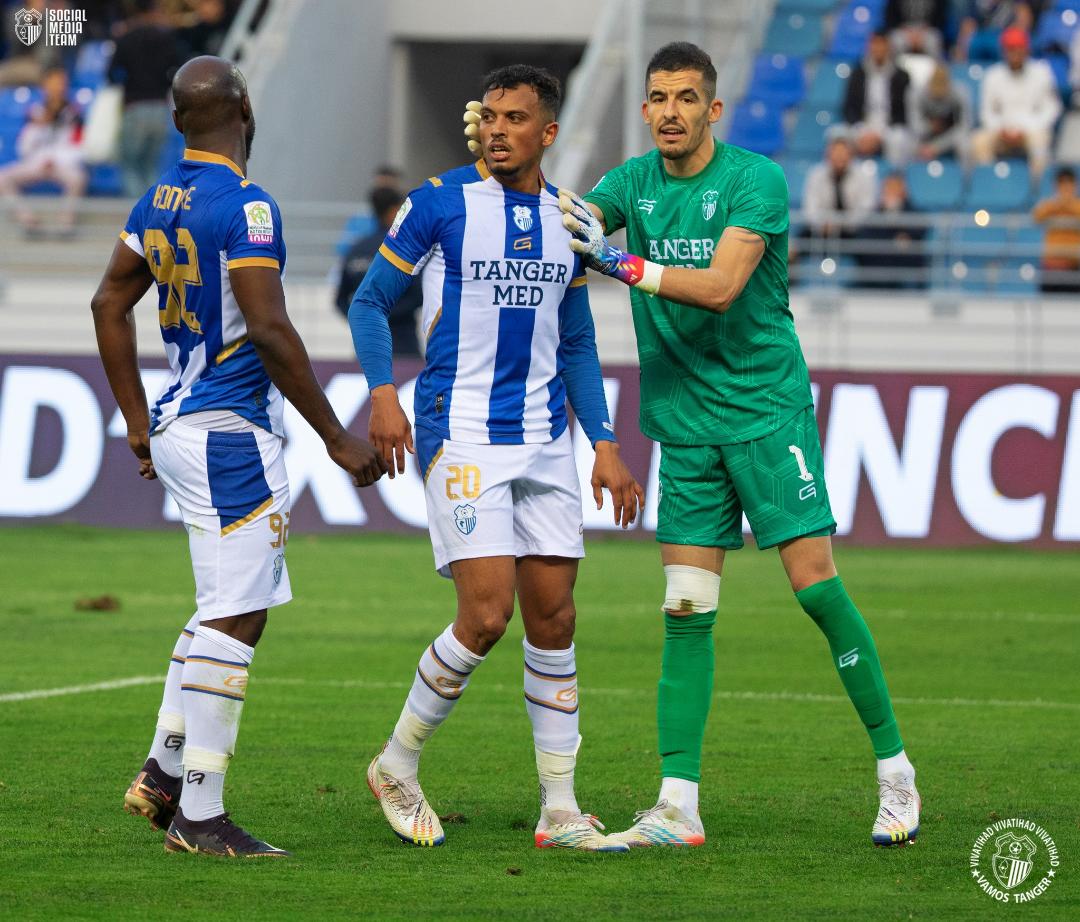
<box><xmin>453</xmin><ymin>504</ymin><xmax>477</xmax><ymax>536</ymax></box>
<box><xmin>512</xmin><ymin>205</ymin><xmax>533</xmax><ymax>232</ymax></box>
<box><xmin>272</xmin><ymin>553</ymin><xmax>284</xmax><ymax>585</ymax></box>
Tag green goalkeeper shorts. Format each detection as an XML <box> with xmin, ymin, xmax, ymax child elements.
<box><xmin>656</xmin><ymin>406</ymin><xmax>837</xmax><ymax>550</ymax></box>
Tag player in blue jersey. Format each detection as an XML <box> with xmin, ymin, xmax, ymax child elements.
<box><xmin>91</xmin><ymin>56</ymin><xmax>385</xmax><ymax>858</ymax></box>
<box><xmin>350</xmin><ymin>65</ymin><xmax>644</xmax><ymax>851</ymax></box>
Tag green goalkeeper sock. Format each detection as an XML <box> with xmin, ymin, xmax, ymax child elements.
<box><xmin>658</xmin><ymin>609</ymin><xmax>717</xmax><ymax>783</ymax></box>
<box><xmin>796</xmin><ymin>576</ymin><xmax>904</xmax><ymax>759</ymax></box>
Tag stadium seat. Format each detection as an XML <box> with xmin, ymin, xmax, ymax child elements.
<box><xmin>1034</xmin><ymin>8</ymin><xmax>1080</xmax><ymax>54</ymax></box>
<box><xmin>73</xmin><ymin>40</ymin><xmax>114</xmax><ymax>89</ymax></box>
<box><xmin>726</xmin><ymin>101</ymin><xmax>785</xmax><ymax>156</ymax></box>
<box><xmin>828</xmin><ymin>4</ymin><xmax>882</xmax><ymax>59</ymax></box>
<box><xmin>87</xmin><ymin>163</ymin><xmax>124</xmax><ymax>197</ymax></box>
<box><xmin>775</xmin><ymin>157</ymin><xmax>814</xmax><ymax>208</ymax></box>
<box><xmin>0</xmin><ymin>86</ymin><xmax>41</xmax><ymax>119</ymax></box>
<box><xmin>1044</xmin><ymin>54</ymin><xmax>1071</xmax><ymax>97</ymax></box>
<box><xmin>949</xmin><ymin>62</ymin><xmax>984</xmax><ymax>113</ymax></box>
<box><xmin>762</xmin><ymin>12</ymin><xmax>826</xmax><ymax>57</ymax></box>
<box><xmin>906</xmin><ymin>159</ymin><xmax>965</xmax><ymax>210</ymax></box>
<box><xmin>787</xmin><ymin>105</ymin><xmax>839</xmax><ymax>157</ymax></box>
<box><xmin>795</xmin><ymin>253</ymin><xmax>857</xmax><ymax>287</ymax></box>
<box><xmin>966</xmin><ymin>160</ymin><xmax>1032</xmax><ymax>212</ymax></box>
<box><xmin>746</xmin><ymin>54</ymin><xmax>807</xmax><ymax>109</ymax></box>
<box><xmin>775</xmin><ymin>0</ymin><xmax>839</xmax><ymax>12</ymax></box>
<box><xmin>805</xmin><ymin>60</ymin><xmax>851</xmax><ymax>111</ymax></box>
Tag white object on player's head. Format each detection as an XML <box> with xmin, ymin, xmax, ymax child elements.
<box><xmin>463</xmin><ymin>100</ymin><xmax>482</xmax><ymax>157</ymax></box>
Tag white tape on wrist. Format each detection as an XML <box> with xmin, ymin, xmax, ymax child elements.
<box><xmin>635</xmin><ymin>259</ymin><xmax>664</xmax><ymax>295</ymax></box>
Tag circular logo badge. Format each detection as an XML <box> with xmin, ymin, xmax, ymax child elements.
<box><xmin>970</xmin><ymin>818</ymin><xmax>1060</xmax><ymax>904</ymax></box>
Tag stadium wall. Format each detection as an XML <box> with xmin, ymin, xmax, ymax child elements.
<box><xmin>1</xmin><ymin>355</ymin><xmax>1078</xmax><ymax>548</ymax></box>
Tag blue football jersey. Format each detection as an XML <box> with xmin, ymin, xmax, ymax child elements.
<box><xmin>121</xmin><ymin>148</ymin><xmax>287</xmax><ymax>435</ymax></box>
<box><xmin>379</xmin><ymin>160</ymin><xmax>590</xmax><ymax>445</ymax></box>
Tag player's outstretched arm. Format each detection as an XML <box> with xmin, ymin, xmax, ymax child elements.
<box><xmin>91</xmin><ymin>239</ymin><xmax>156</xmax><ymax>480</ymax></box>
<box><xmin>230</xmin><ymin>265</ymin><xmax>386</xmax><ymax>487</ymax></box>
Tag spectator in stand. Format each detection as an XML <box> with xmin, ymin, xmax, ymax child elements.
<box><xmin>842</xmin><ymin>31</ymin><xmax>913</xmax><ymax>164</ymax></box>
<box><xmin>803</xmin><ymin>136</ymin><xmax>878</xmax><ymax>243</ymax></box>
<box><xmin>911</xmin><ymin>63</ymin><xmax>972</xmax><ymax>161</ymax></box>
<box><xmin>954</xmin><ymin>0</ymin><xmax>1038</xmax><ymax>63</ymax></box>
<box><xmin>178</xmin><ymin>0</ymin><xmax>232</xmax><ymax>58</ymax></box>
<box><xmin>336</xmin><ymin>186</ymin><xmax>423</xmax><ymax>357</ymax></box>
<box><xmin>971</xmin><ymin>27</ymin><xmax>1060</xmax><ymax>177</ymax></box>
<box><xmin>1032</xmin><ymin>166</ymin><xmax>1080</xmax><ymax>293</ymax></box>
<box><xmin>857</xmin><ymin>172</ymin><xmax>928</xmax><ymax>287</ymax></box>
<box><xmin>108</xmin><ymin>0</ymin><xmax>185</xmax><ymax>196</ymax></box>
<box><xmin>0</xmin><ymin>66</ymin><xmax>85</xmax><ymax>235</ymax></box>
<box><xmin>885</xmin><ymin>0</ymin><xmax>949</xmax><ymax>59</ymax></box>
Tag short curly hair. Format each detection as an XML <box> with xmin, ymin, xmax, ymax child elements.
<box><xmin>481</xmin><ymin>64</ymin><xmax>562</xmax><ymax>121</ymax></box>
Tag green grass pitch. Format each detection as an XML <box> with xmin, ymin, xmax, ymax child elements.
<box><xmin>0</xmin><ymin>525</ymin><xmax>1077</xmax><ymax>920</ymax></box>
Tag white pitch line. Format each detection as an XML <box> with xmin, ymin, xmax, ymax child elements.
<box><xmin>3</xmin><ymin>674</ymin><xmax>1078</xmax><ymax>712</ymax></box>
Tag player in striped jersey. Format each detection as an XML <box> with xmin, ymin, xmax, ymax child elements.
<box><xmin>92</xmin><ymin>56</ymin><xmax>385</xmax><ymax>858</ymax></box>
<box><xmin>350</xmin><ymin>65</ymin><xmax>643</xmax><ymax>851</ymax></box>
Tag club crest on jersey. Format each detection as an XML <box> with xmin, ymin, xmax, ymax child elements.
<box><xmin>453</xmin><ymin>504</ymin><xmax>477</xmax><ymax>536</ymax></box>
<box><xmin>702</xmin><ymin>190</ymin><xmax>719</xmax><ymax>221</ymax></box>
<box><xmin>512</xmin><ymin>205</ymin><xmax>533</xmax><ymax>232</ymax></box>
<box><xmin>244</xmin><ymin>201</ymin><xmax>273</xmax><ymax>243</ymax></box>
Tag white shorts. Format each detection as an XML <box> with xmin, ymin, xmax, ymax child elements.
<box><xmin>150</xmin><ymin>419</ymin><xmax>292</xmax><ymax>619</ymax></box>
<box><xmin>419</xmin><ymin>428</ymin><xmax>585</xmax><ymax>577</ymax></box>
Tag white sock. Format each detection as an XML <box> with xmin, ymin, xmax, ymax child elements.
<box><xmin>660</xmin><ymin>777</ymin><xmax>699</xmax><ymax>816</ymax></box>
<box><xmin>523</xmin><ymin>641</ymin><xmax>580</xmax><ymax>813</ymax></box>
<box><xmin>179</xmin><ymin>626</ymin><xmax>254</xmax><ymax>820</ymax></box>
<box><xmin>877</xmin><ymin>749</ymin><xmax>915</xmax><ymax>778</ymax></box>
<box><xmin>146</xmin><ymin>614</ymin><xmax>198</xmax><ymax>777</ymax></box>
<box><xmin>379</xmin><ymin>624</ymin><xmax>484</xmax><ymax>780</ymax></box>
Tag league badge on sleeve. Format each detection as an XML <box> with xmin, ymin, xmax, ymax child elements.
<box><xmin>388</xmin><ymin>197</ymin><xmax>412</xmax><ymax>238</ymax></box>
<box><xmin>244</xmin><ymin>201</ymin><xmax>274</xmax><ymax>243</ymax></box>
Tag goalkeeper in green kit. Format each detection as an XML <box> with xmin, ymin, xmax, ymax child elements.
<box><xmin>467</xmin><ymin>41</ymin><xmax>918</xmax><ymax>849</ymax></box>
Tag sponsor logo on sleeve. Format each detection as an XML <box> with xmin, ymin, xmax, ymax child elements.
<box><xmin>387</xmin><ymin>196</ymin><xmax>412</xmax><ymax>238</ymax></box>
<box><xmin>244</xmin><ymin>201</ymin><xmax>274</xmax><ymax>244</ymax></box>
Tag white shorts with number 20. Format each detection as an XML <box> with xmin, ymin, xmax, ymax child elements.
<box><xmin>419</xmin><ymin>428</ymin><xmax>584</xmax><ymax>577</ymax></box>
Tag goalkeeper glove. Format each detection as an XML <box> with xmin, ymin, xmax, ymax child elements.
<box><xmin>559</xmin><ymin>190</ymin><xmax>663</xmax><ymax>295</ymax></box>
<box><xmin>463</xmin><ymin>100</ymin><xmax>482</xmax><ymax>157</ymax></box>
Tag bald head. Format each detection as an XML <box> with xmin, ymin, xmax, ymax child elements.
<box><xmin>172</xmin><ymin>56</ymin><xmax>253</xmax><ymax>150</ymax></box>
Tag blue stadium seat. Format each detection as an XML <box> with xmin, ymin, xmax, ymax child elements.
<box><xmin>952</xmin><ymin>224</ymin><xmax>1010</xmax><ymax>292</ymax></box>
<box><xmin>73</xmin><ymin>40</ymin><xmax>113</xmax><ymax>89</ymax></box>
<box><xmin>0</xmin><ymin>86</ymin><xmax>42</xmax><ymax>119</ymax></box>
<box><xmin>949</xmin><ymin>62</ymin><xmax>984</xmax><ymax>113</ymax></box>
<box><xmin>795</xmin><ymin>254</ymin><xmax>858</xmax><ymax>287</ymax></box>
<box><xmin>828</xmin><ymin>4</ymin><xmax>882</xmax><ymax>59</ymax></box>
<box><xmin>337</xmin><ymin>212</ymin><xmax>377</xmax><ymax>256</ymax></box>
<box><xmin>87</xmin><ymin>163</ymin><xmax>124</xmax><ymax>197</ymax></box>
<box><xmin>746</xmin><ymin>54</ymin><xmax>806</xmax><ymax>109</ymax></box>
<box><xmin>1044</xmin><ymin>53</ymin><xmax>1071</xmax><ymax>97</ymax></box>
<box><xmin>966</xmin><ymin>160</ymin><xmax>1032</xmax><ymax>212</ymax></box>
<box><xmin>1034</xmin><ymin>8</ymin><xmax>1080</xmax><ymax>54</ymax></box>
<box><xmin>776</xmin><ymin>0</ymin><xmax>839</xmax><ymax>12</ymax></box>
<box><xmin>906</xmin><ymin>159</ymin><xmax>965</xmax><ymax>210</ymax></box>
<box><xmin>787</xmin><ymin>105</ymin><xmax>839</xmax><ymax>156</ymax></box>
<box><xmin>775</xmin><ymin>157</ymin><xmax>814</xmax><ymax>208</ymax></box>
<box><xmin>727</xmin><ymin>101</ymin><xmax>785</xmax><ymax>156</ymax></box>
<box><xmin>1054</xmin><ymin>0</ymin><xmax>1080</xmax><ymax>12</ymax></box>
<box><xmin>806</xmin><ymin>60</ymin><xmax>851</xmax><ymax>111</ymax></box>
<box><xmin>763</xmin><ymin>12</ymin><xmax>826</xmax><ymax>57</ymax></box>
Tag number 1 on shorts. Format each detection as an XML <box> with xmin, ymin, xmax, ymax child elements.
<box><xmin>788</xmin><ymin>444</ymin><xmax>814</xmax><ymax>482</ymax></box>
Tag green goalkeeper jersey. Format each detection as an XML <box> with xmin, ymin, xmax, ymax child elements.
<box><xmin>584</xmin><ymin>141</ymin><xmax>812</xmax><ymax>446</ymax></box>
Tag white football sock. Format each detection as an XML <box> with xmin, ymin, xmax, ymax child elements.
<box><xmin>379</xmin><ymin>624</ymin><xmax>484</xmax><ymax>780</ymax></box>
<box><xmin>877</xmin><ymin>749</ymin><xmax>915</xmax><ymax>778</ymax></box>
<box><xmin>146</xmin><ymin>613</ymin><xmax>198</xmax><ymax>777</ymax></box>
<box><xmin>179</xmin><ymin>626</ymin><xmax>254</xmax><ymax>820</ymax></box>
<box><xmin>523</xmin><ymin>641</ymin><xmax>580</xmax><ymax>813</ymax></box>
<box><xmin>660</xmin><ymin>777</ymin><xmax>699</xmax><ymax>816</ymax></box>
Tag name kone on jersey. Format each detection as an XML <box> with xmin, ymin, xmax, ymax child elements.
<box><xmin>469</xmin><ymin>258</ymin><xmax>570</xmax><ymax>307</ymax></box>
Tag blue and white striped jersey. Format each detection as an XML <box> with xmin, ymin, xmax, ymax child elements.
<box><xmin>121</xmin><ymin>148</ymin><xmax>287</xmax><ymax>436</ymax></box>
<box><xmin>377</xmin><ymin>160</ymin><xmax>601</xmax><ymax>445</ymax></box>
